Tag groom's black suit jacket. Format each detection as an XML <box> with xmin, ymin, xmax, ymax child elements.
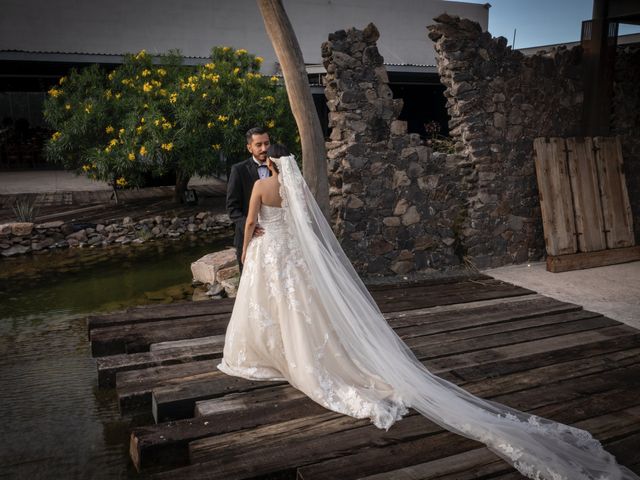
<box><xmin>226</xmin><ymin>157</ymin><xmax>270</xmax><ymax>257</ymax></box>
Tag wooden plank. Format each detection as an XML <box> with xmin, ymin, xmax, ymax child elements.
<box><xmin>116</xmin><ymin>360</ymin><xmax>224</xmax><ymax>411</ymax></box>
<box><xmin>453</xmin><ymin>330</ymin><xmax>640</xmax><ymax>382</ymax></box>
<box><xmin>98</xmin><ymin>340</ymin><xmax>225</xmax><ymax>388</ymax></box>
<box><xmin>533</xmin><ymin>137</ymin><xmax>577</xmax><ymax>256</ymax></box>
<box><xmin>294</xmin><ymin>399</ymin><xmax>640</xmax><ymax>480</ymax></box>
<box><xmin>594</xmin><ymin>136</ymin><xmax>635</xmax><ymax>249</ymax></box>
<box><xmin>86</xmin><ymin>298</ymin><xmax>234</xmax><ymax>333</ymax></box>
<box><xmin>151</xmin><ymin>369</ymin><xmax>640</xmax><ymax>480</ymax></box>
<box><xmin>150</xmin><ymin>313</ymin><xmax>617</xmax><ymax>422</ymax></box>
<box><xmin>119</xmin><ymin>296</ymin><xmax>568</xmax><ymax>409</ymax></box>
<box><xmin>90</xmin><ymin>315</ymin><xmax>230</xmax><ymax>356</ymax></box>
<box><xmin>150</xmin><ymin>335</ymin><xmax>225</xmax><ymax>352</ymax></box>
<box><xmin>426</xmin><ymin>324</ymin><xmax>634</xmax><ymax>373</ymax></box>
<box><xmin>131</xmin><ymin>346</ymin><xmax>640</xmax><ymax>472</ymax></box>
<box><xmin>546</xmin><ymin>245</ymin><xmax>640</xmax><ymax>272</ymax></box>
<box><xmin>566</xmin><ymin>137</ymin><xmax>607</xmax><ymax>252</ymax></box>
<box><xmin>130</xmin><ymin>386</ymin><xmax>326</xmax><ymax>471</ymax></box>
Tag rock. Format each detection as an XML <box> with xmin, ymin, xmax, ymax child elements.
<box><xmin>67</xmin><ymin>238</ymin><xmax>79</xmax><ymax>247</ymax></box>
<box><xmin>96</xmin><ymin>224</ymin><xmax>106</xmax><ymax>232</ymax></box>
<box><xmin>220</xmin><ymin>276</ymin><xmax>240</xmax><ymax>298</ymax></box>
<box><xmin>390</xmin><ymin>260</ymin><xmax>414</xmax><ymax>274</ymax></box>
<box><xmin>67</xmin><ymin>230</ymin><xmax>88</xmax><ymax>242</ymax></box>
<box><xmin>346</xmin><ymin>195</ymin><xmax>364</xmax><ymax>209</ymax></box>
<box><xmin>382</xmin><ymin>216</ymin><xmax>400</xmax><ymax>227</ymax></box>
<box><xmin>206</xmin><ymin>283</ymin><xmax>225</xmax><ymax>296</ymax></box>
<box><xmin>390</xmin><ymin>120</ymin><xmax>407</xmax><ymax>136</ymax></box>
<box><xmin>187</xmin><ymin>223</ymin><xmax>198</xmax><ymax>232</ymax></box>
<box><xmin>1</xmin><ymin>245</ymin><xmax>30</xmax><ymax>256</ymax></box>
<box><xmin>393</xmin><ymin>170</ymin><xmax>411</xmax><ymax>189</ymax></box>
<box><xmin>191</xmin><ymin>248</ymin><xmax>237</xmax><ymax>285</ymax></box>
<box><xmin>401</xmin><ymin>206</ymin><xmax>420</xmax><ymax>226</ymax></box>
<box><xmin>31</xmin><ymin>238</ymin><xmax>55</xmax><ymax>251</ymax></box>
<box><xmin>217</xmin><ymin>265</ymin><xmax>240</xmax><ymax>282</ymax></box>
<box><xmin>11</xmin><ymin>222</ymin><xmax>34</xmax><ymax>236</ymax></box>
<box><xmin>0</xmin><ymin>224</ymin><xmax>12</xmax><ymax>236</ymax></box>
<box><xmin>34</xmin><ymin>220</ymin><xmax>64</xmax><ymax>230</ymax></box>
<box><xmin>123</xmin><ymin>217</ymin><xmax>133</xmax><ymax>225</ymax></box>
<box><xmin>393</xmin><ymin>198</ymin><xmax>410</xmax><ymax>216</ymax></box>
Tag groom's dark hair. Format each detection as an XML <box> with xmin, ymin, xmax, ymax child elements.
<box><xmin>246</xmin><ymin>127</ymin><xmax>268</xmax><ymax>144</ymax></box>
<box><xmin>267</xmin><ymin>143</ymin><xmax>289</xmax><ymax>159</ymax></box>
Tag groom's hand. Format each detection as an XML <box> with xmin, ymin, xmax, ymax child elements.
<box><xmin>254</xmin><ymin>225</ymin><xmax>265</xmax><ymax>237</ymax></box>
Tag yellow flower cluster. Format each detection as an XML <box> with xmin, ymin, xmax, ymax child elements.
<box><xmin>246</xmin><ymin>72</ymin><xmax>259</xmax><ymax>80</ymax></box>
<box><xmin>270</xmin><ymin>76</ymin><xmax>279</xmax><ymax>83</ymax></box>
<box><xmin>222</xmin><ymin>47</ymin><xmax>231</xmax><ymax>53</ymax></box>
<box><xmin>207</xmin><ymin>121</ymin><xmax>214</xmax><ymax>129</ymax></box>
<box><xmin>116</xmin><ymin>177</ymin><xmax>127</xmax><ymax>186</ymax></box>
<box><xmin>162</xmin><ymin>121</ymin><xmax>172</xmax><ymax>130</ymax></box>
<box><xmin>143</xmin><ymin>82</ymin><xmax>153</xmax><ymax>92</ymax></box>
<box><xmin>121</xmin><ymin>78</ymin><xmax>133</xmax><ymax>86</ymax></box>
<box><xmin>161</xmin><ymin>143</ymin><xmax>173</xmax><ymax>151</ymax></box>
<box><xmin>233</xmin><ymin>68</ymin><xmax>240</xmax><ymax>75</ymax></box>
<box><xmin>115</xmin><ymin>93</ymin><xmax>122</xmax><ymax>99</ymax></box>
<box><xmin>203</xmin><ymin>73</ymin><xmax>219</xmax><ymax>83</ymax></box>
<box><xmin>65</xmin><ymin>104</ymin><xmax>71</xmax><ymax>110</ymax></box>
<box><xmin>119</xmin><ymin>128</ymin><xmax>125</xmax><ymax>136</ymax></box>
<box><xmin>139</xmin><ymin>145</ymin><xmax>147</xmax><ymax>155</ymax></box>
<box><xmin>51</xmin><ymin>131</ymin><xmax>62</xmax><ymax>141</ymax></box>
<box><xmin>84</xmin><ymin>104</ymin><xmax>93</xmax><ymax>114</ymax></box>
<box><xmin>235</xmin><ymin>49</ymin><xmax>248</xmax><ymax>55</ymax></box>
<box><xmin>105</xmin><ymin>125</ymin><xmax>115</xmax><ymax>134</ymax></box>
<box><xmin>58</xmin><ymin>76</ymin><xmax>67</xmax><ymax>85</ymax></box>
<box><xmin>157</xmin><ymin>68</ymin><xmax>167</xmax><ymax>76</ymax></box>
<box><xmin>204</xmin><ymin>63</ymin><xmax>215</xmax><ymax>70</ymax></box>
<box><xmin>255</xmin><ymin>56</ymin><xmax>264</xmax><ymax>64</ymax></box>
<box><xmin>262</xmin><ymin>95</ymin><xmax>275</xmax><ymax>103</ymax></box>
<box><xmin>181</xmin><ymin>75</ymin><xmax>199</xmax><ymax>91</ymax></box>
<box><xmin>109</xmin><ymin>139</ymin><xmax>118</xmax><ymax>147</ymax></box>
<box><xmin>108</xmin><ymin>71</ymin><xmax>115</xmax><ymax>81</ymax></box>
<box><xmin>211</xmin><ymin>144</ymin><xmax>221</xmax><ymax>150</ymax></box>
<box><xmin>82</xmin><ymin>164</ymin><xmax>91</xmax><ymax>172</ymax></box>
<box><xmin>169</xmin><ymin>92</ymin><xmax>178</xmax><ymax>103</ymax></box>
<box><xmin>48</xmin><ymin>88</ymin><xmax>63</xmax><ymax>97</ymax></box>
<box><xmin>105</xmin><ymin>89</ymin><xmax>112</xmax><ymax>99</ymax></box>
<box><xmin>135</xmin><ymin>49</ymin><xmax>147</xmax><ymax>60</ymax></box>
<box><xmin>136</xmin><ymin>126</ymin><xmax>144</xmax><ymax>134</ymax></box>
<box><xmin>128</xmin><ymin>152</ymin><xmax>136</xmax><ymax>161</ymax></box>
<box><xmin>266</xmin><ymin>119</ymin><xmax>275</xmax><ymax>128</ymax></box>
<box><xmin>142</xmin><ymin>69</ymin><xmax>151</xmax><ymax>77</ymax></box>
<box><xmin>217</xmin><ymin>115</ymin><xmax>229</xmax><ymax>123</ymax></box>
<box><xmin>233</xmin><ymin>119</ymin><xmax>240</xmax><ymax>126</ymax></box>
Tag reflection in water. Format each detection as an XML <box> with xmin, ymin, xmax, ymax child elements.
<box><xmin>0</xmin><ymin>235</ymin><xmax>232</xmax><ymax>479</ymax></box>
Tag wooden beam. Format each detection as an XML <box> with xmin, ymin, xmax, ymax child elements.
<box><xmin>546</xmin><ymin>245</ymin><xmax>640</xmax><ymax>272</ymax></box>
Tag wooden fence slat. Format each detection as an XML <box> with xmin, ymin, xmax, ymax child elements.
<box><xmin>594</xmin><ymin>136</ymin><xmax>635</xmax><ymax>249</ymax></box>
<box><xmin>533</xmin><ymin>137</ymin><xmax>577</xmax><ymax>256</ymax></box>
<box><xmin>566</xmin><ymin>137</ymin><xmax>607</xmax><ymax>252</ymax></box>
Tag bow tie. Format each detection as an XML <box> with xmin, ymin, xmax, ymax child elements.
<box><xmin>258</xmin><ymin>165</ymin><xmax>267</xmax><ymax>169</ymax></box>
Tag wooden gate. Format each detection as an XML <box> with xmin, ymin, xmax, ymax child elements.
<box><xmin>533</xmin><ymin>136</ymin><xmax>639</xmax><ymax>272</ymax></box>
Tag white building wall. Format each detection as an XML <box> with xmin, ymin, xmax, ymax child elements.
<box><xmin>1</xmin><ymin>0</ymin><xmax>488</xmax><ymax>72</ymax></box>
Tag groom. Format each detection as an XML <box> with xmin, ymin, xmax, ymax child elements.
<box><xmin>226</xmin><ymin>127</ymin><xmax>271</xmax><ymax>271</ymax></box>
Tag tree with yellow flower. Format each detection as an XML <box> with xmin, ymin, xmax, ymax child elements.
<box><xmin>44</xmin><ymin>47</ymin><xmax>298</xmax><ymax>203</ymax></box>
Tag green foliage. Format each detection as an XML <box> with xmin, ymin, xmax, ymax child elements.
<box><xmin>12</xmin><ymin>195</ymin><xmax>39</xmax><ymax>222</ymax></box>
<box><xmin>43</xmin><ymin>48</ymin><xmax>299</xmax><ymax>190</ymax></box>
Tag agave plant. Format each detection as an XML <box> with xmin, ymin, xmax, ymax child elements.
<box><xmin>12</xmin><ymin>194</ymin><xmax>39</xmax><ymax>222</ymax></box>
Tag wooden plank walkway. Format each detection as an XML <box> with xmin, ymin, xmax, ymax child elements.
<box><xmin>87</xmin><ymin>274</ymin><xmax>640</xmax><ymax>479</ymax></box>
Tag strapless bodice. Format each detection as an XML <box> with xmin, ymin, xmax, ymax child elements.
<box><xmin>258</xmin><ymin>204</ymin><xmax>286</xmax><ymax>232</ymax></box>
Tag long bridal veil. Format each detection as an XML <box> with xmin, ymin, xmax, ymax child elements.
<box><xmin>273</xmin><ymin>154</ymin><xmax>638</xmax><ymax>480</ymax></box>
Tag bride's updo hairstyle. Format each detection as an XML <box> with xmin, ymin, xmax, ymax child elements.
<box><xmin>267</xmin><ymin>143</ymin><xmax>290</xmax><ymax>173</ymax></box>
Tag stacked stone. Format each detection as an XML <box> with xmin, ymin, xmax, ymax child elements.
<box><xmin>612</xmin><ymin>46</ymin><xmax>640</xmax><ymax>245</ymax></box>
<box><xmin>427</xmin><ymin>14</ymin><xmax>588</xmax><ymax>268</ymax></box>
<box><xmin>0</xmin><ymin>212</ymin><xmax>232</xmax><ymax>257</ymax></box>
<box><xmin>322</xmin><ymin>24</ymin><xmax>466</xmax><ymax>275</ymax></box>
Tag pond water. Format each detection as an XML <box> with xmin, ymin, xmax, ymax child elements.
<box><xmin>0</xmin><ymin>234</ymin><xmax>233</xmax><ymax>479</ymax></box>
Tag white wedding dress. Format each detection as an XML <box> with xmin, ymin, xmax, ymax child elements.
<box><xmin>217</xmin><ymin>155</ymin><xmax>638</xmax><ymax>480</ymax></box>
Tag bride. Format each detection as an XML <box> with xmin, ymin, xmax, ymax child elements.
<box><xmin>217</xmin><ymin>144</ymin><xmax>638</xmax><ymax>480</ymax></box>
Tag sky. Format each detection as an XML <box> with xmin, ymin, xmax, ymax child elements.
<box><xmin>454</xmin><ymin>0</ymin><xmax>640</xmax><ymax>48</ymax></box>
